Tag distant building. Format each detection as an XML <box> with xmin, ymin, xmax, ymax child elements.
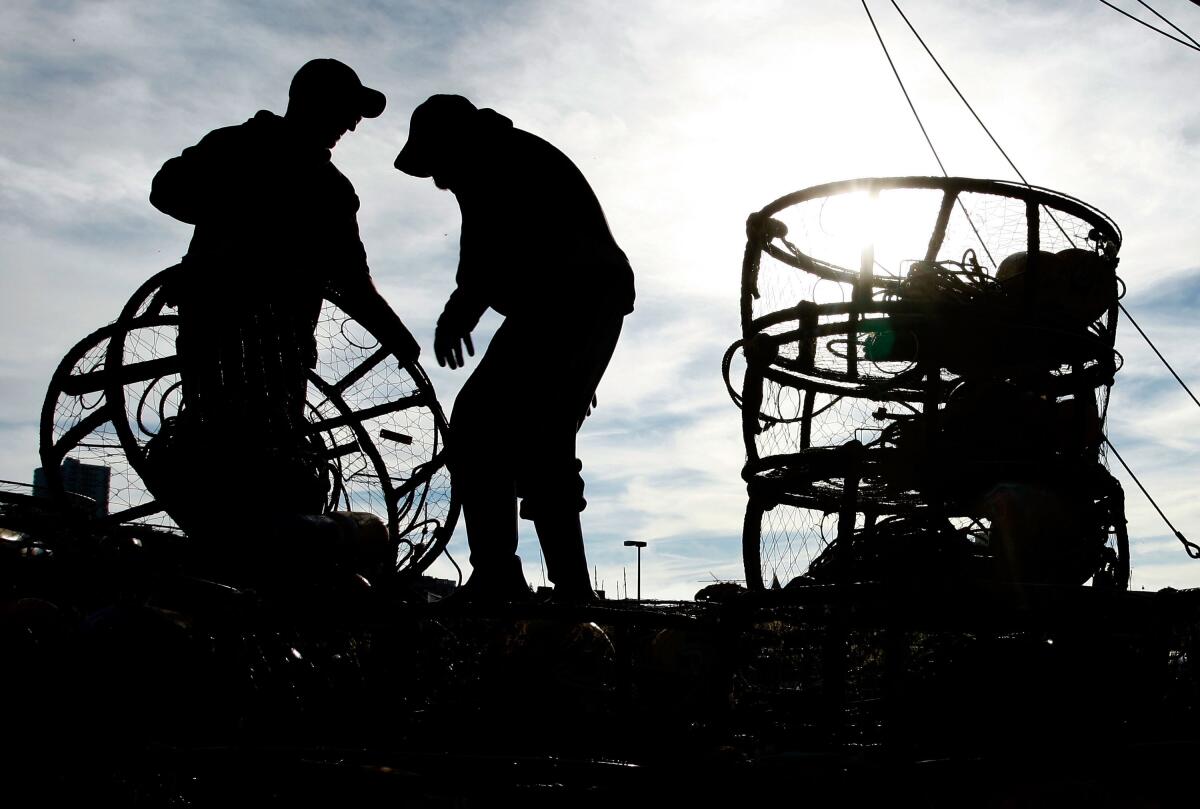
<box><xmin>33</xmin><ymin>457</ymin><xmax>110</xmax><ymax>517</ymax></box>
<box><xmin>418</xmin><ymin>575</ymin><xmax>458</xmax><ymax>602</ymax></box>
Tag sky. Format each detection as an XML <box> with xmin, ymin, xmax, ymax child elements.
<box><xmin>1</xmin><ymin>0</ymin><xmax>1198</xmax><ymax>599</ymax></box>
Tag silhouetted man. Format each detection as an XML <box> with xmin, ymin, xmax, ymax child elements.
<box><xmin>149</xmin><ymin>59</ymin><xmax>415</xmax><ymax>576</ymax></box>
<box><xmin>395</xmin><ymin>95</ymin><xmax>635</xmax><ymax>603</ymax></box>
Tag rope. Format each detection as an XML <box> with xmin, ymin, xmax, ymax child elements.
<box><xmin>888</xmin><ymin>0</ymin><xmax>1033</xmax><ymax>185</ymax></box>
<box><xmin>888</xmin><ymin>0</ymin><xmax>1077</xmax><ymax>249</ymax></box>
<box><xmin>861</xmin><ymin>0</ymin><xmax>948</xmax><ymax>176</ymax></box>
<box><xmin>869</xmin><ymin>0</ymin><xmax>1199</xmax><ymax>559</ymax></box>
<box><xmin>1105</xmin><ymin>437</ymin><xmax>1200</xmax><ymax>558</ymax></box>
<box><xmin>1098</xmin><ymin>0</ymin><xmax>1200</xmax><ymax>52</ymax></box>
<box><xmin>1118</xmin><ymin>301</ymin><xmax>1200</xmax><ymax>410</ymax></box>
<box><xmin>860</xmin><ymin>0</ymin><xmax>997</xmax><ymax>267</ymax></box>
<box><xmin>1136</xmin><ymin>0</ymin><xmax>1200</xmax><ymax>48</ymax></box>
<box><xmin>892</xmin><ymin>0</ymin><xmax>1200</xmax><ymax>416</ymax></box>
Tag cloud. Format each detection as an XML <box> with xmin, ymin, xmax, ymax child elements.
<box><xmin>4</xmin><ymin>1</ymin><xmax>1200</xmax><ymax>596</ymax></box>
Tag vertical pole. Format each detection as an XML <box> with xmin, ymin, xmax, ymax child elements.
<box><xmin>637</xmin><ymin>545</ymin><xmax>642</xmax><ymax>602</ymax></box>
<box><xmin>625</xmin><ymin>540</ymin><xmax>647</xmax><ymax>602</ymax></box>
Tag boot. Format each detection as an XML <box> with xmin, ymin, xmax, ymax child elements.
<box><xmin>443</xmin><ymin>480</ymin><xmax>530</xmax><ymax>606</ymax></box>
<box><xmin>534</xmin><ymin>510</ymin><xmax>597</xmax><ymax>604</ymax></box>
<box><xmin>441</xmin><ymin>554</ymin><xmax>532</xmax><ymax>607</ymax></box>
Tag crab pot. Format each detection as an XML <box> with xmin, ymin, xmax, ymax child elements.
<box><xmin>728</xmin><ymin>178</ymin><xmax>1126</xmax><ymax>591</ymax></box>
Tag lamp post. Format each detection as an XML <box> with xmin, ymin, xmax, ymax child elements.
<box><xmin>623</xmin><ymin>540</ymin><xmax>647</xmax><ymax>602</ymax></box>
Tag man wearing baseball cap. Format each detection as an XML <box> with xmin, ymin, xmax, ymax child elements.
<box><xmin>149</xmin><ymin>59</ymin><xmax>415</xmax><ymax>580</ymax></box>
<box><xmin>396</xmin><ymin>94</ymin><xmax>635</xmax><ymax>604</ymax></box>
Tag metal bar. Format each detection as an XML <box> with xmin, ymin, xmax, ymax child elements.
<box><xmin>304</xmin><ymin>393</ymin><xmax>426</xmax><ymax>435</ymax></box>
<box><xmin>923</xmin><ymin>190</ymin><xmax>955</xmax><ymax>262</ymax></box>
<box><xmin>62</xmin><ymin>355</ymin><xmax>181</xmax><ymax>396</ymax></box>
<box><xmin>46</xmin><ymin>407</ymin><xmax>112</xmax><ymax>463</ymax></box>
<box><xmin>332</xmin><ymin>345</ymin><xmax>392</xmax><ymax>395</ymax></box>
<box><xmin>99</xmin><ymin>500</ymin><xmax>163</xmax><ymax>525</ymax></box>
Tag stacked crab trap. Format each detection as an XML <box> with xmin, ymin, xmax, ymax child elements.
<box><xmin>726</xmin><ymin>177</ymin><xmax>1128</xmax><ymax>591</ymax></box>
<box><xmin>38</xmin><ymin>265</ymin><xmax>457</xmax><ymax>577</ymax></box>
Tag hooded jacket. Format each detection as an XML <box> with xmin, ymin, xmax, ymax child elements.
<box><xmin>439</xmin><ymin>110</ymin><xmax>635</xmax><ymax>333</ymax></box>
<box><xmin>151</xmin><ymin>110</ymin><xmax>369</xmax><ymax>301</ymax></box>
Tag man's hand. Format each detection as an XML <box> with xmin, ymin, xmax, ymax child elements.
<box><xmin>434</xmin><ymin>322</ymin><xmax>475</xmax><ymax>369</ymax></box>
<box><xmin>393</xmin><ymin>324</ymin><xmax>421</xmax><ymax>367</ymax></box>
<box><xmin>577</xmin><ymin>394</ymin><xmax>598</xmax><ymax>430</ymax></box>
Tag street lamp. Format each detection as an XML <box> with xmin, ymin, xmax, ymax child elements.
<box><xmin>623</xmin><ymin>540</ymin><xmax>647</xmax><ymax>602</ymax></box>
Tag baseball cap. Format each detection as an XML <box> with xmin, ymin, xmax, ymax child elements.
<box><xmin>393</xmin><ymin>94</ymin><xmax>478</xmax><ymax>177</ymax></box>
<box><xmin>290</xmin><ymin>58</ymin><xmax>386</xmax><ymax>119</ymax></box>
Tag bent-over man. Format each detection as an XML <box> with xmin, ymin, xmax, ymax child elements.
<box><xmin>395</xmin><ymin>95</ymin><xmax>634</xmax><ymax>603</ymax></box>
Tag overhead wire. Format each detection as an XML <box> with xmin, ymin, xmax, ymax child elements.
<box><xmin>861</xmin><ymin>0</ymin><xmax>948</xmax><ymax>176</ymax></box>
<box><xmin>1135</xmin><ymin>0</ymin><xmax>1200</xmax><ymax>48</ymax></box>
<box><xmin>873</xmin><ymin>0</ymin><xmax>1199</xmax><ymax>557</ymax></box>
<box><xmin>860</xmin><ymin>0</ymin><xmax>997</xmax><ymax>267</ymax></box>
<box><xmin>889</xmin><ymin>0</ymin><xmax>1200</xmax><ymax>414</ymax></box>
<box><xmin>1098</xmin><ymin>0</ymin><xmax>1200</xmax><ymax>52</ymax></box>
<box><xmin>891</xmin><ymin>0</ymin><xmax>1200</xmax><ymax>416</ymax></box>
<box><xmin>887</xmin><ymin>0</ymin><xmax>1034</xmax><ymax>186</ymax></box>
<box><xmin>887</xmin><ymin>0</ymin><xmax>1077</xmax><ymax>248</ymax></box>
<box><xmin>1098</xmin><ymin>2</ymin><xmax>1200</xmax><ymax>421</ymax></box>
<box><xmin>1105</xmin><ymin>437</ymin><xmax>1199</xmax><ymax>558</ymax></box>
<box><xmin>1117</xmin><ymin>302</ymin><xmax>1200</xmax><ymax>411</ymax></box>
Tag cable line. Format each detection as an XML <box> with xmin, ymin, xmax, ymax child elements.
<box><xmin>888</xmin><ymin>0</ymin><xmax>1076</xmax><ymax>249</ymax></box>
<box><xmin>1105</xmin><ymin>437</ymin><xmax>1200</xmax><ymax>558</ymax></box>
<box><xmin>861</xmin><ymin>0</ymin><xmax>947</xmax><ymax>175</ymax></box>
<box><xmin>888</xmin><ymin>0</ymin><xmax>1035</xmax><ymax>186</ymax></box>
<box><xmin>860</xmin><ymin>0</ymin><xmax>997</xmax><ymax>267</ymax></box>
<box><xmin>867</xmin><ymin>1</ymin><xmax>1200</xmax><ymax>556</ymax></box>
<box><xmin>1136</xmin><ymin>0</ymin><xmax>1200</xmax><ymax>48</ymax></box>
<box><xmin>1118</xmin><ymin>301</ymin><xmax>1200</xmax><ymax>410</ymax></box>
<box><xmin>891</xmin><ymin>0</ymin><xmax>1200</xmax><ymax>419</ymax></box>
<box><xmin>1098</xmin><ymin>0</ymin><xmax>1200</xmax><ymax>52</ymax></box>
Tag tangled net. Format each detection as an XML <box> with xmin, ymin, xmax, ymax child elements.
<box><xmin>39</xmin><ymin>266</ymin><xmax>456</xmax><ymax>577</ymax></box>
<box><xmin>725</xmin><ymin>177</ymin><xmax>1129</xmax><ymax>590</ymax></box>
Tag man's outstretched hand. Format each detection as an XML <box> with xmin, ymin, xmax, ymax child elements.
<box><xmin>434</xmin><ymin>323</ymin><xmax>475</xmax><ymax>369</ymax></box>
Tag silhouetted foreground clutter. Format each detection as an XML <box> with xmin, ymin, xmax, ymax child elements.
<box><xmin>3</xmin><ymin>496</ymin><xmax>1200</xmax><ymax>807</ymax></box>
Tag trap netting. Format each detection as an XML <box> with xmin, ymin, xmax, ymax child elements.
<box><xmin>724</xmin><ymin>177</ymin><xmax>1129</xmax><ymax>590</ymax></box>
<box><xmin>40</xmin><ymin>265</ymin><xmax>456</xmax><ymax>576</ymax></box>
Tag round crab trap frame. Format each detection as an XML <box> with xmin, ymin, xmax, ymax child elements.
<box><xmin>725</xmin><ymin>177</ymin><xmax>1129</xmax><ymax>591</ymax></box>
<box><xmin>39</xmin><ymin>265</ymin><xmax>457</xmax><ymax>577</ymax></box>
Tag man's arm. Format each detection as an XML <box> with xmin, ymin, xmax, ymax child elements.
<box><xmin>149</xmin><ymin>128</ymin><xmax>235</xmax><ymax>224</ymax></box>
<box><xmin>336</xmin><ymin>272</ymin><xmax>421</xmax><ymax>366</ymax></box>
<box><xmin>434</xmin><ymin>217</ymin><xmax>489</xmax><ymax>369</ymax></box>
<box><xmin>434</xmin><ymin>286</ymin><xmax>487</xmax><ymax>369</ymax></box>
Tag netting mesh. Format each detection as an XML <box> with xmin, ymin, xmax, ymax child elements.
<box><xmin>731</xmin><ymin>178</ymin><xmax>1125</xmax><ymax>590</ymax></box>
<box><xmin>41</xmin><ymin>268</ymin><xmax>455</xmax><ymax>573</ymax></box>
<box><xmin>44</xmin><ymin>326</ymin><xmax>178</xmax><ymax>529</ymax></box>
<box><xmin>754</xmin><ymin>501</ymin><xmax>832</xmax><ymax>589</ymax></box>
<box><xmin>310</xmin><ymin>301</ymin><xmax>453</xmax><ymax>563</ymax></box>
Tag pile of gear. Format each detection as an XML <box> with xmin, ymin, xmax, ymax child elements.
<box><xmin>725</xmin><ymin>177</ymin><xmax>1129</xmax><ymax>590</ymax></box>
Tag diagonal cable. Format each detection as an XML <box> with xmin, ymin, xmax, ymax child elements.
<box><xmin>1106</xmin><ymin>437</ymin><xmax>1200</xmax><ymax>558</ymax></box>
<box><xmin>862</xmin><ymin>0</ymin><xmax>948</xmax><ymax>175</ymax></box>
<box><xmin>883</xmin><ymin>0</ymin><xmax>1198</xmax><ymax>408</ymax></box>
<box><xmin>888</xmin><ymin>0</ymin><xmax>1077</xmax><ymax>250</ymax></box>
<box><xmin>1118</xmin><ymin>301</ymin><xmax>1200</xmax><ymax>410</ymax></box>
<box><xmin>889</xmin><ymin>0</ymin><xmax>1037</xmax><ymax>184</ymax></box>
<box><xmin>876</xmin><ymin>0</ymin><xmax>1200</xmax><ymax>553</ymax></box>
<box><xmin>1137</xmin><ymin>0</ymin><xmax>1200</xmax><ymax>48</ymax></box>
<box><xmin>860</xmin><ymin>0</ymin><xmax>997</xmax><ymax>267</ymax></box>
<box><xmin>1099</xmin><ymin>0</ymin><xmax>1200</xmax><ymax>52</ymax></box>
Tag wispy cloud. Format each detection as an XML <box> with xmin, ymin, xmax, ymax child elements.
<box><xmin>4</xmin><ymin>1</ymin><xmax>1200</xmax><ymax>595</ymax></box>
